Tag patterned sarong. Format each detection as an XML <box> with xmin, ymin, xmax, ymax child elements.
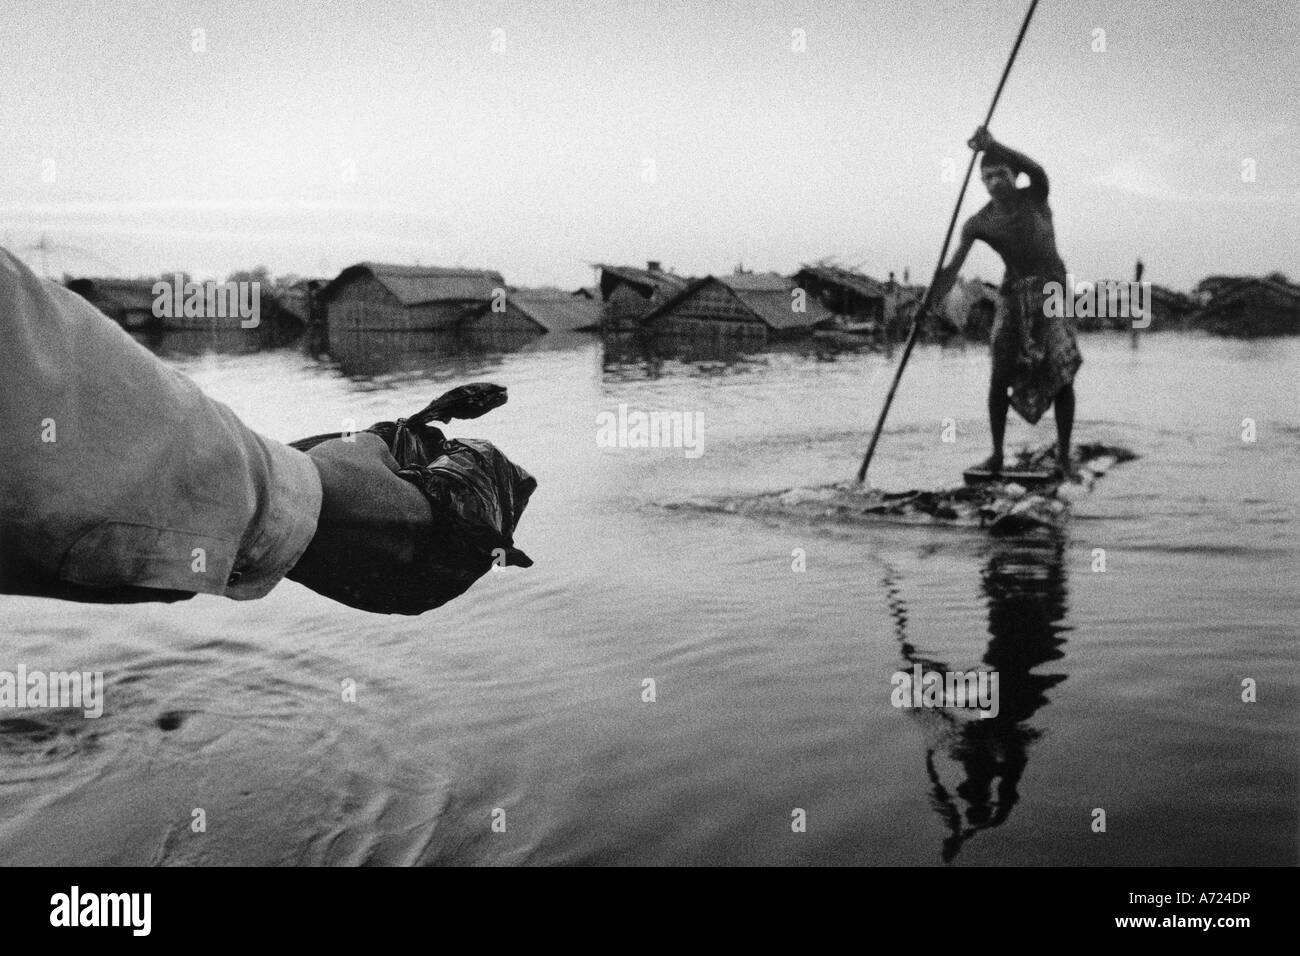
<box><xmin>991</xmin><ymin>276</ymin><xmax>1083</xmax><ymax>425</ymax></box>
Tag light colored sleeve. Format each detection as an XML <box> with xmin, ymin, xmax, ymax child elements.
<box><xmin>0</xmin><ymin>248</ymin><xmax>322</xmax><ymax>602</ymax></box>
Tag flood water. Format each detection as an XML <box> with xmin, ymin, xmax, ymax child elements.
<box><xmin>1</xmin><ymin>328</ymin><xmax>1295</xmax><ymax>865</ymax></box>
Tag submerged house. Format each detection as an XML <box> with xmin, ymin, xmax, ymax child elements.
<box><xmin>1147</xmin><ymin>284</ymin><xmax>1198</xmax><ymax>329</ymax></box>
<box><xmin>640</xmin><ymin>271</ymin><xmax>831</xmax><ymax>342</ymax></box>
<box><xmin>1194</xmin><ymin>275</ymin><xmax>1253</xmax><ymax>303</ymax></box>
<box><xmin>463</xmin><ymin>287</ymin><xmax>603</xmax><ymax>335</ymax></box>
<box><xmin>69</xmin><ymin>273</ymin><xmax>301</xmax><ymax>334</ymax></box>
<box><xmin>1192</xmin><ymin>275</ymin><xmax>1300</xmax><ymax>336</ymax></box>
<box><xmin>598</xmin><ymin>262</ymin><xmax>692</xmax><ymax>329</ymax></box>
<box><xmin>793</xmin><ymin>264</ymin><xmax>889</xmax><ymax>324</ymax></box>
<box><xmin>66</xmin><ymin>277</ymin><xmax>160</xmax><ymax>329</ymax></box>
<box><xmin>791</xmin><ymin>264</ymin><xmax>934</xmax><ymax>336</ymax></box>
<box><xmin>278</xmin><ymin>278</ymin><xmax>328</xmax><ymax>325</ymax></box>
<box><xmin>321</xmin><ymin>262</ymin><xmax>505</xmax><ymax>333</ymax></box>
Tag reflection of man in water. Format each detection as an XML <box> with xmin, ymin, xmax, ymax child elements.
<box><xmin>888</xmin><ymin>538</ymin><xmax>1069</xmax><ymax>862</ymax></box>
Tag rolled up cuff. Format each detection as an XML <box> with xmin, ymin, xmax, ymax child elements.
<box><xmin>223</xmin><ymin>438</ymin><xmax>322</xmax><ymax>600</ymax></box>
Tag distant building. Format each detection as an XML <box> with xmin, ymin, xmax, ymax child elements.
<box><xmin>463</xmin><ymin>287</ymin><xmax>602</xmax><ymax>335</ymax></box>
<box><xmin>1192</xmin><ymin>275</ymin><xmax>1300</xmax><ymax>336</ymax></box>
<box><xmin>945</xmin><ymin>278</ymin><xmax>999</xmax><ymax>339</ymax></box>
<box><xmin>792</xmin><ymin>263</ymin><xmax>937</xmax><ymax>337</ymax></box>
<box><xmin>1148</xmin><ymin>284</ymin><xmax>1198</xmax><ymax>329</ymax></box>
<box><xmin>887</xmin><ymin>285</ymin><xmax>930</xmax><ymax>336</ymax></box>
<box><xmin>278</xmin><ymin>278</ymin><xmax>328</xmax><ymax>325</ymax></box>
<box><xmin>65</xmin><ymin>277</ymin><xmax>160</xmax><ymax>329</ymax></box>
<box><xmin>1194</xmin><ymin>275</ymin><xmax>1254</xmax><ymax>304</ymax></box>
<box><xmin>68</xmin><ymin>274</ymin><xmax>302</xmax><ymax>334</ymax></box>
<box><xmin>640</xmin><ymin>272</ymin><xmax>831</xmax><ymax>342</ymax></box>
<box><xmin>321</xmin><ymin>262</ymin><xmax>505</xmax><ymax>333</ymax></box>
<box><xmin>793</xmin><ymin>264</ymin><xmax>889</xmax><ymax>323</ymax></box>
<box><xmin>598</xmin><ymin>262</ymin><xmax>692</xmax><ymax>328</ymax></box>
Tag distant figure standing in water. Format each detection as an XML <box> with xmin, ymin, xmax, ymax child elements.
<box><xmin>932</xmin><ymin>127</ymin><xmax>1082</xmax><ymax>477</ymax></box>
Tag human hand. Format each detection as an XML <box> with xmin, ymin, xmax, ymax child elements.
<box><xmin>286</xmin><ymin>433</ymin><xmax>441</xmax><ymax>614</ymax></box>
<box><xmin>968</xmin><ymin>126</ymin><xmax>994</xmax><ymax>152</ymax></box>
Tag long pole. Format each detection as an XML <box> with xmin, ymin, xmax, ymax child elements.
<box><xmin>856</xmin><ymin>0</ymin><xmax>1040</xmax><ymax>483</ymax></box>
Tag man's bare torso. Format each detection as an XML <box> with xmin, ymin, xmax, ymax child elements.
<box><xmin>966</xmin><ymin>190</ymin><xmax>1067</xmax><ymax>292</ymax></box>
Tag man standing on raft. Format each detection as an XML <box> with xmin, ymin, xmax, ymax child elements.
<box><xmin>932</xmin><ymin>126</ymin><xmax>1082</xmax><ymax>477</ymax></box>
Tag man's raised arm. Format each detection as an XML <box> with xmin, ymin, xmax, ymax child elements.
<box><xmin>990</xmin><ymin>139</ymin><xmax>1049</xmax><ymax>200</ymax></box>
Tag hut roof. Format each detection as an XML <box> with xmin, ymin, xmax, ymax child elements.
<box><xmin>323</xmin><ymin>262</ymin><xmax>505</xmax><ymax>306</ymax></box>
<box><xmin>66</xmin><ymin>277</ymin><xmax>159</xmax><ymax>312</ymax></box>
<box><xmin>1197</xmin><ymin>276</ymin><xmax>1300</xmax><ymax>314</ymax></box>
<box><xmin>1149</xmin><ymin>284</ymin><xmax>1196</xmax><ymax>308</ymax></box>
<box><xmin>722</xmin><ymin>272</ymin><xmax>832</xmax><ymax>331</ymax></box>
<box><xmin>644</xmin><ymin>274</ymin><xmax>830</xmax><ymax>332</ymax></box>
<box><xmin>598</xmin><ymin>264</ymin><xmax>691</xmax><ymax>299</ymax></box>
<box><xmin>508</xmin><ymin>288</ymin><xmax>602</xmax><ymax>332</ymax></box>
<box><xmin>794</xmin><ymin>264</ymin><xmax>889</xmax><ymax>300</ymax></box>
<box><xmin>721</xmin><ymin>271</ymin><xmax>794</xmax><ymax>293</ymax></box>
<box><xmin>1195</xmin><ymin>274</ymin><xmax>1254</xmax><ymax>296</ymax></box>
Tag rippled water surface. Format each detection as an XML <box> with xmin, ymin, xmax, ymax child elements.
<box><xmin>1</xmin><ymin>329</ymin><xmax>1296</xmax><ymax>865</ymax></box>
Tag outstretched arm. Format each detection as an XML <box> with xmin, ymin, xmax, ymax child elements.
<box><xmin>0</xmin><ymin>246</ymin><xmax>439</xmax><ymax>613</ymax></box>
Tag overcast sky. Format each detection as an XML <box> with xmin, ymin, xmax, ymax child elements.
<box><xmin>0</xmin><ymin>0</ymin><xmax>1295</xmax><ymax>289</ymax></box>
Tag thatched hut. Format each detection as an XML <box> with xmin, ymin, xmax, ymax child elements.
<box><xmin>321</xmin><ymin>262</ymin><xmax>505</xmax><ymax>333</ymax></box>
<box><xmin>463</xmin><ymin>287</ymin><xmax>602</xmax><ymax>335</ymax></box>
<box><xmin>1192</xmin><ymin>276</ymin><xmax>1300</xmax><ymax>336</ymax></box>
<box><xmin>1147</xmin><ymin>284</ymin><xmax>1198</xmax><ymax>329</ymax></box>
<box><xmin>793</xmin><ymin>264</ymin><xmax>888</xmax><ymax>322</ymax></box>
<box><xmin>597</xmin><ymin>262</ymin><xmax>691</xmax><ymax>329</ymax></box>
<box><xmin>791</xmin><ymin>264</ymin><xmax>935</xmax><ymax>337</ymax></box>
<box><xmin>640</xmin><ymin>272</ymin><xmax>831</xmax><ymax>342</ymax></box>
<box><xmin>65</xmin><ymin>277</ymin><xmax>160</xmax><ymax>329</ymax></box>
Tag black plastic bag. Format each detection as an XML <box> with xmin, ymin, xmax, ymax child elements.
<box><xmin>289</xmin><ymin>383</ymin><xmax>535</xmax><ymax>612</ymax></box>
